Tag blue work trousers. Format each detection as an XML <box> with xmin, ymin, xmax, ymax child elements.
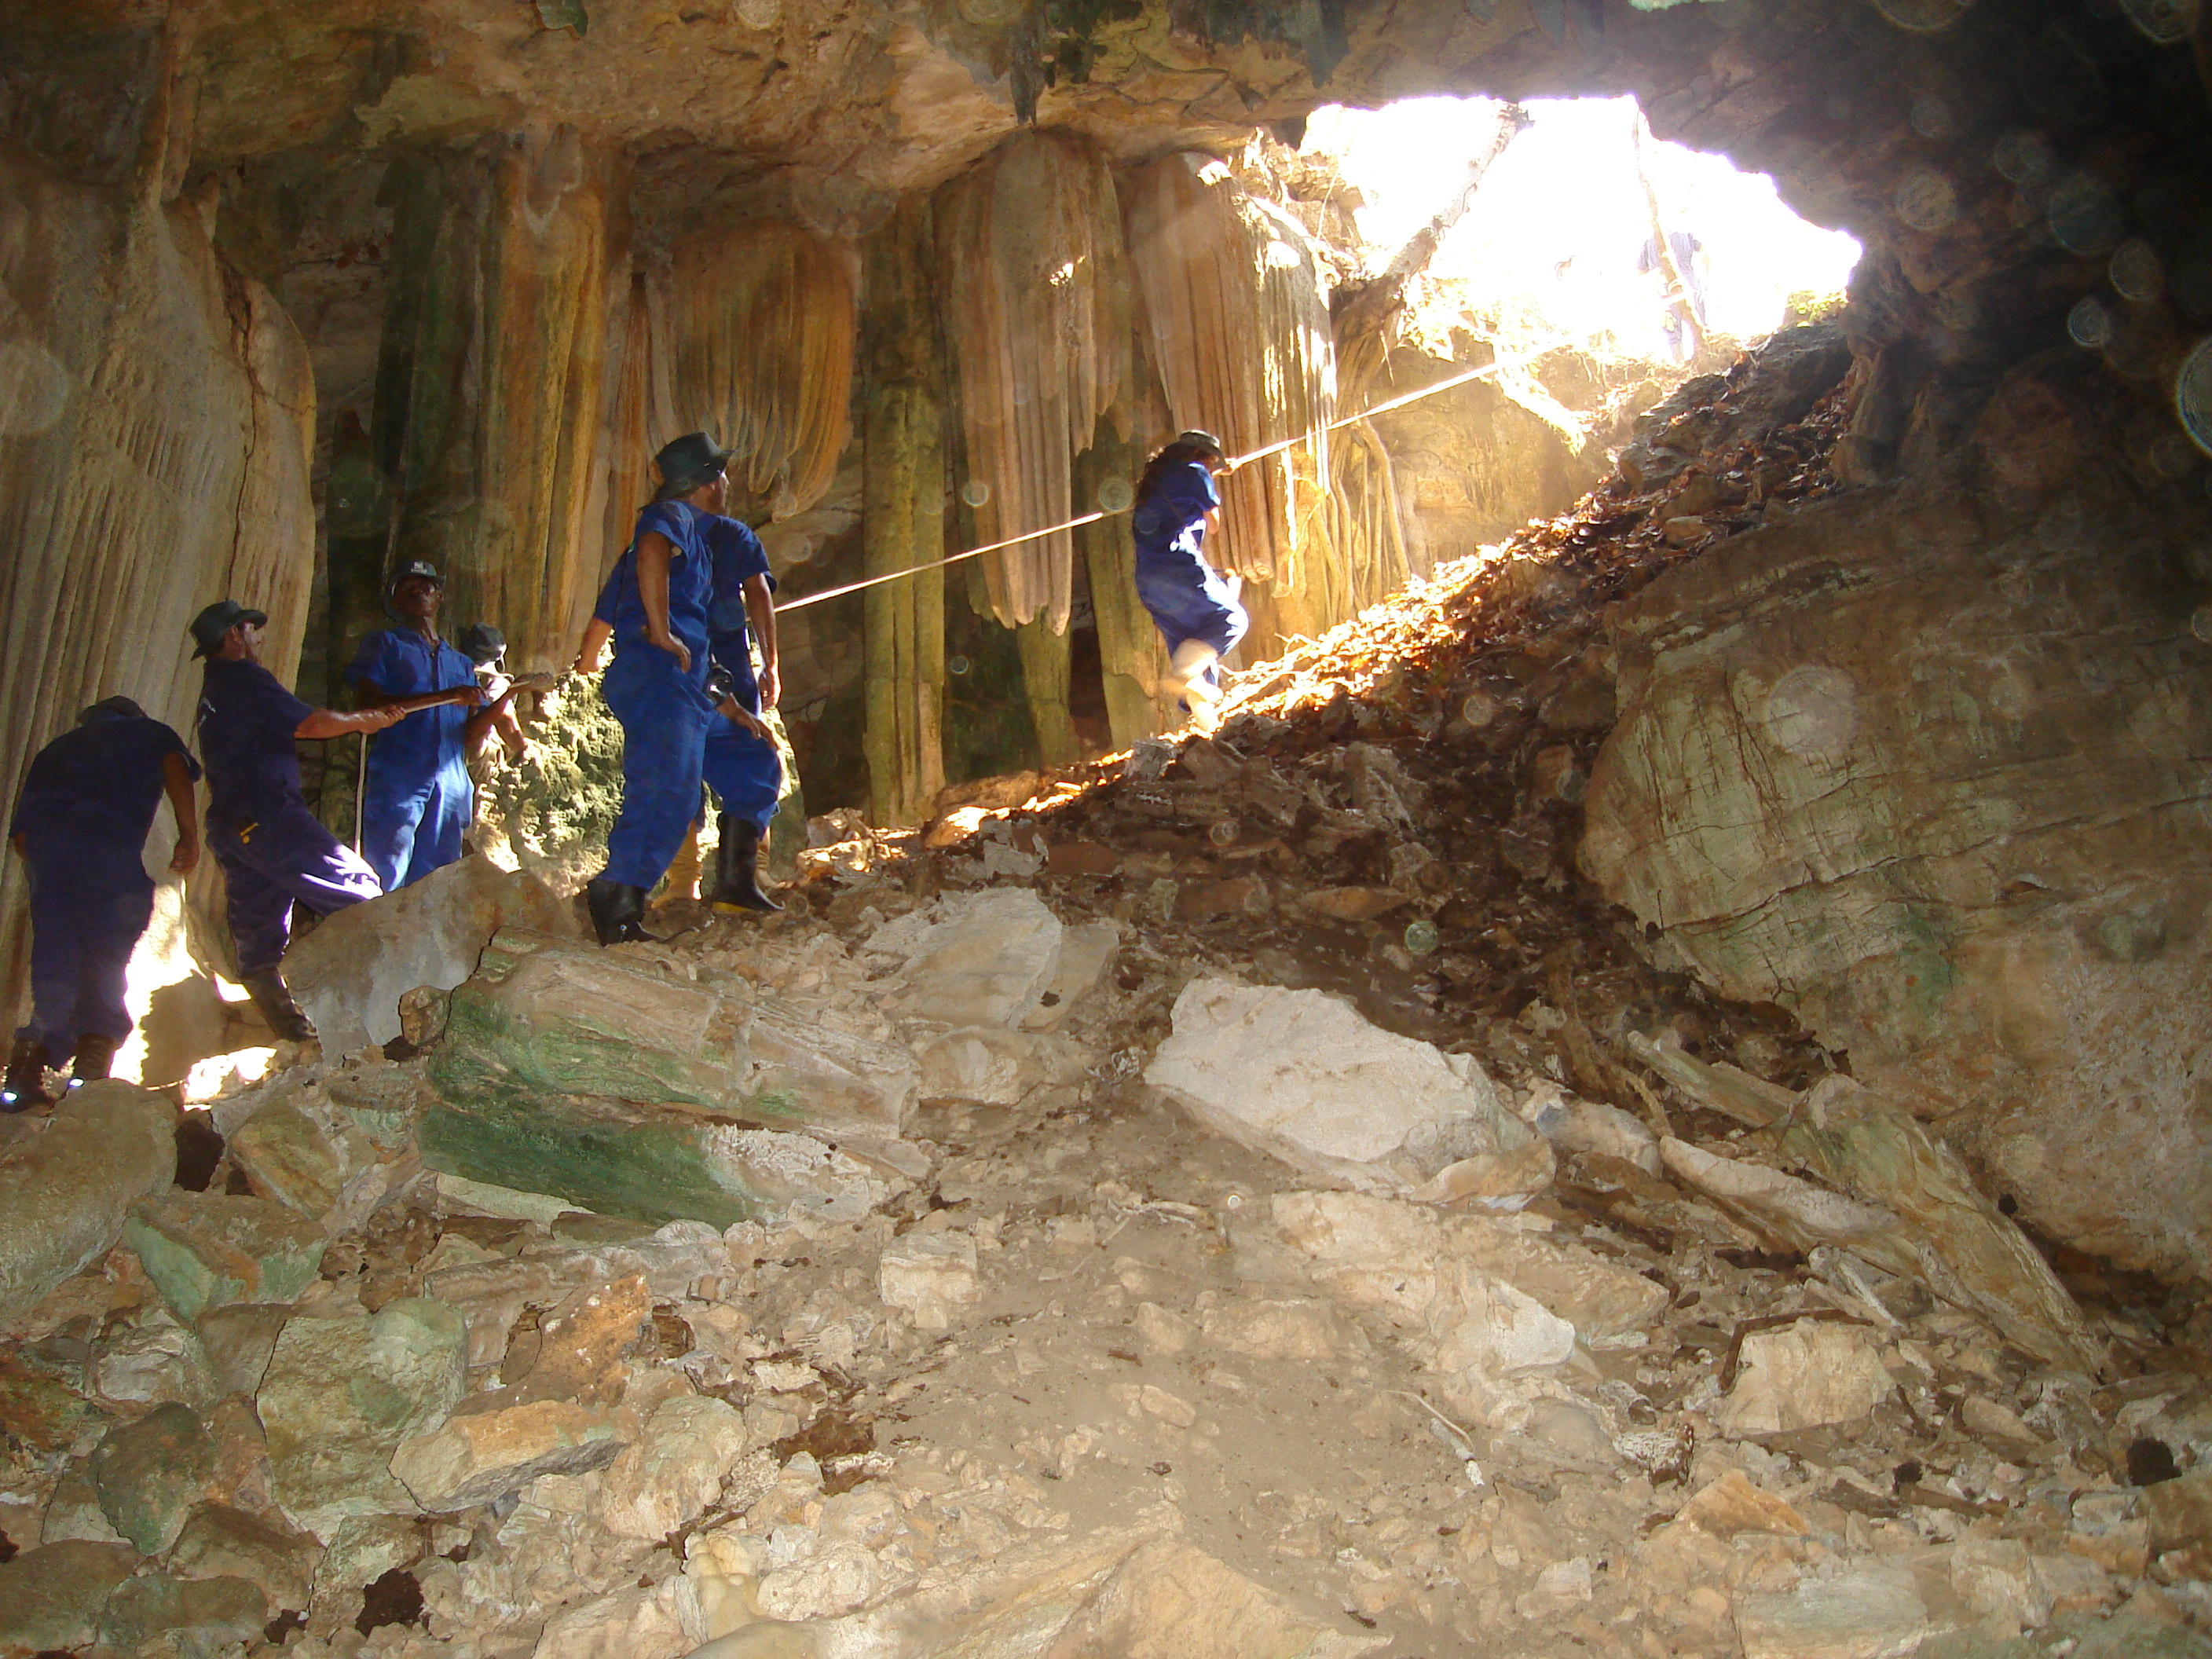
<box><xmin>701</xmin><ymin>685</ymin><xmax>782</xmax><ymax>832</ymax></box>
<box><xmin>209</xmin><ymin>800</ymin><xmax>383</xmax><ymax>975</ymax></box>
<box><xmin>599</xmin><ymin>654</ymin><xmax>713</xmax><ymax>890</ymax></box>
<box><xmin>16</xmin><ymin>849</ymin><xmax>152</xmax><ymax>1053</ymax></box>
<box><xmin>361</xmin><ymin>756</ymin><xmax>472</xmax><ymax>892</ymax></box>
<box><xmin>1136</xmin><ymin>551</ymin><xmax>1249</xmax><ymax>667</ymax></box>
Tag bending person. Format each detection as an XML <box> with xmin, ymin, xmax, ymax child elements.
<box><xmin>192</xmin><ymin>600</ymin><xmax>398</xmax><ymax>1041</ymax></box>
<box><xmin>346</xmin><ymin>561</ymin><xmax>485</xmax><ymax>891</ymax></box>
<box><xmin>582</xmin><ymin>433</ymin><xmax>727</xmax><ymax>946</ymax></box>
<box><xmin>4</xmin><ymin>697</ymin><xmax>201</xmax><ymax>1108</ymax></box>
<box><xmin>1131</xmin><ymin>430</ymin><xmax>1248</xmax><ymax>709</ymax></box>
<box><xmin>700</xmin><ymin>512</ymin><xmax>784</xmax><ymax>914</ymax></box>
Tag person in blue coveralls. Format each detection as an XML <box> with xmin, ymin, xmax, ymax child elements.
<box><xmin>347</xmin><ymin>561</ymin><xmax>489</xmax><ymax>892</ymax></box>
<box><xmin>3</xmin><ymin>697</ymin><xmax>203</xmax><ymax>1108</ymax></box>
<box><xmin>580</xmin><ymin>432</ymin><xmax>728</xmax><ymax>946</ymax></box>
<box><xmin>1130</xmin><ymin>429</ymin><xmax>1248</xmax><ymax>710</ymax></box>
<box><xmin>699</xmin><ymin>512</ymin><xmax>784</xmax><ymax>914</ymax></box>
<box><xmin>192</xmin><ymin>599</ymin><xmax>401</xmax><ymax>1042</ymax></box>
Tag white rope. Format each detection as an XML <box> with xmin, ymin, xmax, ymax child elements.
<box><xmin>773</xmin><ymin>337</ymin><xmax>1575</xmax><ymax>615</ymax></box>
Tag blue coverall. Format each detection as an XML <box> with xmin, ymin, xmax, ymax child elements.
<box><xmin>348</xmin><ymin>628</ymin><xmax>478</xmax><ymax>891</ymax></box>
<box><xmin>594</xmin><ymin>500</ymin><xmax>718</xmax><ymax>891</ymax></box>
<box><xmin>701</xmin><ymin>516</ymin><xmax>784</xmax><ymax>833</ymax></box>
<box><xmin>8</xmin><ymin>709</ymin><xmax>200</xmax><ymax>1054</ymax></box>
<box><xmin>198</xmin><ymin>657</ymin><xmax>383</xmax><ymax>975</ymax></box>
<box><xmin>1131</xmin><ymin>458</ymin><xmax>1249</xmax><ymax>681</ymax></box>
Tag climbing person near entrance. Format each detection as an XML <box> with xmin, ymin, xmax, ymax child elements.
<box><xmin>1131</xmin><ymin>430</ymin><xmax>1249</xmax><ymax>710</ymax></box>
<box><xmin>700</xmin><ymin>512</ymin><xmax>785</xmax><ymax>914</ymax></box>
<box><xmin>3</xmin><ymin>698</ymin><xmax>202</xmax><ymax>1108</ymax></box>
<box><xmin>192</xmin><ymin>599</ymin><xmax>398</xmax><ymax>1042</ymax></box>
<box><xmin>582</xmin><ymin>432</ymin><xmax>726</xmax><ymax>946</ymax></box>
<box><xmin>346</xmin><ymin>561</ymin><xmax>487</xmax><ymax>892</ymax></box>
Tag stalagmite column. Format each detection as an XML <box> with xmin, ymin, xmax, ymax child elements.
<box><xmin>373</xmin><ymin>130</ymin><xmax>621</xmax><ymax>672</ymax></box>
<box><xmin>1075</xmin><ymin>419</ymin><xmax>1170</xmax><ymax>747</ymax></box>
<box><xmin>1122</xmin><ymin>152</ymin><xmax>1339</xmax><ymax>652</ymax></box>
<box><xmin>0</xmin><ymin>145</ymin><xmax>317</xmax><ymax>1015</ymax></box>
<box><xmin>654</xmin><ymin>220</ymin><xmax>855</xmax><ymax>517</ymax></box>
<box><xmin>861</xmin><ymin>197</ymin><xmax>948</xmax><ymax>827</ymax></box>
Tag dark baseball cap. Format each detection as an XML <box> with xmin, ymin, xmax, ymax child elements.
<box><xmin>78</xmin><ymin>695</ymin><xmax>146</xmax><ymax>723</ymax></box>
<box><xmin>189</xmin><ymin>600</ymin><xmax>268</xmax><ymax>657</ymax></box>
<box><xmin>458</xmin><ymin>623</ymin><xmax>507</xmax><ymax>666</ymax></box>
<box><xmin>653</xmin><ymin>432</ymin><xmax>734</xmax><ymax>498</ymax></box>
<box><xmin>390</xmin><ymin>559</ymin><xmax>442</xmax><ymax>590</ymax></box>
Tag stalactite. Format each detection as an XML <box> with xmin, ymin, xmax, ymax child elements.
<box><xmin>1122</xmin><ymin>149</ymin><xmax>1337</xmax><ymax>642</ymax></box>
<box><xmin>862</xmin><ymin>197</ymin><xmax>948</xmax><ymax>828</ymax></box>
<box><xmin>1074</xmin><ymin>418</ymin><xmax>1170</xmax><ymax>747</ymax></box>
<box><xmin>1016</xmin><ymin>618</ymin><xmax>1079</xmax><ymax>767</ymax></box>
<box><xmin>375</xmin><ymin>130</ymin><xmax>620</xmax><ymax>672</ymax></box>
<box><xmin>934</xmin><ymin>130</ymin><xmax>1131</xmax><ymax>632</ymax></box>
<box><xmin>657</xmin><ymin>219</ymin><xmax>855</xmax><ymax>516</ymax></box>
<box><xmin>0</xmin><ymin>145</ymin><xmax>317</xmax><ymax>1013</ymax></box>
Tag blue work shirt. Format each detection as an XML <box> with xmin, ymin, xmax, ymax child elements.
<box><xmin>602</xmin><ymin>502</ymin><xmax>715</xmax><ymax>668</ymax></box>
<box><xmin>347</xmin><ymin>628</ymin><xmax>476</xmax><ymax>786</ymax></box>
<box><xmin>1132</xmin><ymin>460</ymin><xmax>1220</xmax><ymax>569</ymax></box>
<box><xmin>9</xmin><ymin>710</ymin><xmax>200</xmax><ymax>873</ymax></box>
<box><xmin>705</xmin><ymin>515</ymin><xmax>775</xmax><ymax>704</ymax></box>
<box><xmin>197</xmin><ymin>658</ymin><xmax>314</xmax><ymax>826</ymax></box>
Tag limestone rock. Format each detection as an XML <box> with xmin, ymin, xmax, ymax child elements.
<box><xmin>917</xmin><ymin>1026</ymin><xmax>1092</xmax><ymax>1104</ymax></box>
<box><xmin>1717</xmin><ymin>1318</ymin><xmax>1894</xmax><ymax>1438</ymax></box>
<box><xmin>530</xmin><ymin>1577</ymin><xmax>697</xmax><ymax>1659</ymax></box>
<box><xmin>1525</xmin><ymin>1086</ymin><xmax>1661</xmax><ymax>1174</ymax></box>
<box><xmin>1579</xmin><ymin>478</ymin><xmax>2212</xmax><ymax>1282</ymax></box>
<box><xmin>1675</xmin><ymin>1470</ymin><xmax>1810</xmax><ymax>1539</ymax></box>
<box><xmin>96</xmin><ymin>1573</ymin><xmax>268</xmax><ymax>1658</ymax></box>
<box><xmin>123</xmin><ymin>1192</ymin><xmax>327</xmax><ymax>1322</ymax></box>
<box><xmin>196</xmin><ymin>1303</ymin><xmax>294</xmax><ymax>1397</ymax></box>
<box><xmin>594</xmin><ymin>1395</ymin><xmax>750</xmax><ymax>1540</ymax></box>
<box><xmin>89</xmin><ymin>1401</ymin><xmax>218</xmax><ymax>1553</ymax></box>
<box><xmin>1199</xmin><ymin>1296</ymin><xmax>1357</xmax><ymax>1361</ymax></box>
<box><xmin>225</xmin><ymin>1096</ymin><xmax>347</xmax><ymax>1224</ymax></box>
<box><xmin>0</xmin><ymin>1540</ymin><xmax>137</xmax><ymax>1654</ymax></box>
<box><xmin>2146</xmin><ymin>1467</ymin><xmax>2212</xmax><ymax>1554</ymax></box>
<box><xmin>877</xmin><ymin>1232</ymin><xmax>982</xmax><ymax>1331</ymax></box>
<box><xmin>1660</xmin><ymin>1137</ymin><xmax>1897</xmax><ymax>1253</ymax></box>
<box><xmin>390</xmin><ymin>1397</ymin><xmax>624</xmax><ymax>1511</ymax></box>
<box><xmin>866</xmin><ymin>888</ymin><xmax>1065</xmax><ymax>1026</ymax></box>
<box><xmin>257</xmin><ymin>1298</ymin><xmax>468</xmax><ymax>1538</ymax></box>
<box><xmin>424</xmin><ymin>931</ymin><xmax>917</xmax><ymax>1225</ymax></box>
<box><xmin>166</xmin><ymin>1502</ymin><xmax>319</xmax><ymax>1613</ymax></box>
<box><xmin>1734</xmin><ymin>1562</ymin><xmax>1944</xmax><ymax>1659</ymax></box>
<box><xmin>306</xmin><ymin>1514</ymin><xmax>421</xmax><ymax>1628</ymax></box>
<box><xmin>504</xmin><ymin>1274</ymin><xmax>652</xmax><ymax>1406</ymax></box>
<box><xmin>1147</xmin><ymin>980</ymin><xmax>1540</xmax><ymax>1199</ymax></box>
<box><xmin>1018</xmin><ymin>919</ymin><xmax>1120</xmax><ymax>1031</ymax></box>
<box><xmin>1272</xmin><ymin>1191</ymin><xmax>1575</xmax><ymax>1419</ymax></box>
<box><xmin>286</xmin><ymin>853</ymin><xmax>577</xmax><ymax>1054</ymax></box>
<box><xmin>0</xmin><ymin>1079</ymin><xmax>175</xmax><ymax>1324</ymax></box>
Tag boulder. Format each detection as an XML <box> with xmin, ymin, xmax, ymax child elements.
<box><xmin>1734</xmin><ymin>1562</ymin><xmax>1946</xmax><ymax>1659</ymax></box>
<box><xmin>123</xmin><ymin>1192</ymin><xmax>327</xmax><ymax>1322</ymax></box>
<box><xmin>88</xmin><ymin>1400</ymin><xmax>218</xmax><ymax>1552</ymax></box>
<box><xmin>390</xmin><ymin>1397</ymin><xmax>624</xmax><ymax>1511</ymax></box>
<box><xmin>1146</xmin><ymin>980</ymin><xmax>1542</xmax><ymax>1200</ymax></box>
<box><xmin>422</xmin><ymin>931</ymin><xmax>917</xmax><ymax>1225</ymax></box>
<box><xmin>256</xmin><ymin>1298</ymin><xmax>467</xmax><ymax>1538</ymax></box>
<box><xmin>166</xmin><ymin>1502</ymin><xmax>320</xmax><ymax>1612</ymax></box>
<box><xmin>284</xmin><ymin>852</ymin><xmax>577</xmax><ymax>1054</ymax></box>
<box><xmin>864</xmin><ymin>888</ymin><xmax>1068</xmax><ymax>1027</ymax></box>
<box><xmin>877</xmin><ymin>1231</ymin><xmax>982</xmax><ymax>1331</ymax></box>
<box><xmin>917</xmin><ymin>1027</ymin><xmax>1092</xmax><ymax>1104</ymax></box>
<box><xmin>1019</xmin><ymin>919</ymin><xmax>1120</xmax><ymax>1031</ymax></box>
<box><xmin>1579</xmin><ymin>471</ymin><xmax>2212</xmax><ymax>1281</ymax></box>
<box><xmin>96</xmin><ymin>1573</ymin><xmax>268</xmax><ymax>1657</ymax></box>
<box><xmin>224</xmin><ymin>1095</ymin><xmax>347</xmax><ymax>1222</ymax></box>
<box><xmin>594</xmin><ymin>1394</ymin><xmax>750</xmax><ymax>1540</ymax></box>
<box><xmin>1717</xmin><ymin>1317</ymin><xmax>1895</xmax><ymax>1438</ymax></box>
<box><xmin>0</xmin><ymin>1079</ymin><xmax>174</xmax><ymax>1324</ymax></box>
<box><xmin>0</xmin><ymin>1540</ymin><xmax>137</xmax><ymax>1653</ymax></box>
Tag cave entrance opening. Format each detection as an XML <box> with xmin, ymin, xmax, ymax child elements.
<box><xmin>1300</xmin><ymin>92</ymin><xmax>1863</xmax><ymax>414</ymax></box>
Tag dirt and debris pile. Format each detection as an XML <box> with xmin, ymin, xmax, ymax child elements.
<box><xmin>1</xmin><ymin>325</ymin><xmax>2206</xmax><ymax>1659</ymax></box>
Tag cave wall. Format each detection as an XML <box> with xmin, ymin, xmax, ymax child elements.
<box><xmin>0</xmin><ymin>140</ymin><xmax>317</xmax><ymax>1023</ymax></box>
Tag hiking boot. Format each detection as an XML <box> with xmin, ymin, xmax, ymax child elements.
<box><xmin>71</xmin><ymin>1034</ymin><xmax>120</xmax><ymax>1084</ymax></box>
<box><xmin>239</xmin><ymin>969</ymin><xmax>317</xmax><ymax>1043</ymax></box>
<box><xmin>585</xmin><ymin>877</ymin><xmax>657</xmax><ymax>946</ymax></box>
<box><xmin>709</xmin><ymin>816</ymin><xmax>782</xmax><ymax>914</ymax></box>
<box><xmin>3</xmin><ymin>1036</ymin><xmax>55</xmax><ymax>1110</ymax></box>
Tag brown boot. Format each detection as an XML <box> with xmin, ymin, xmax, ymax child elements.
<box><xmin>4</xmin><ymin>1036</ymin><xmax>54</xmax><ymax>1111</ymax></box>
<box><xmin>239</xmin><ymin>969</ymin><xmax>316</xmax><ymax>1043</ymax></box>
<box><xmin>71</xmin><ymin>1034</ymin><xmax>120</xmax><ymax>1084</ymax></box>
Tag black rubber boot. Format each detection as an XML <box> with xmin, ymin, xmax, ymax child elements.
<box><xmin>71</xmin><ymin>1034</ymin><xmax>120</xmax><ymax>1084</ymax></box>
<box><xmin>585</xmin><ymin>877</ymin><xmax>657</xmax><ymax>946</ymax></box>
<box><xmin>240</xmin><ymin>969</ymin><xmax>317</xmax><ymax>1043</ymax></box>
<box><xmin>3</xmin><ymin>1036</ymin><xmax>54</xmax><ymax>1111</ymax></box>
<box><xmin>709</xmin><ymin>816</ymin><xmax>782</xmax><ymax>914</ymax></box>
